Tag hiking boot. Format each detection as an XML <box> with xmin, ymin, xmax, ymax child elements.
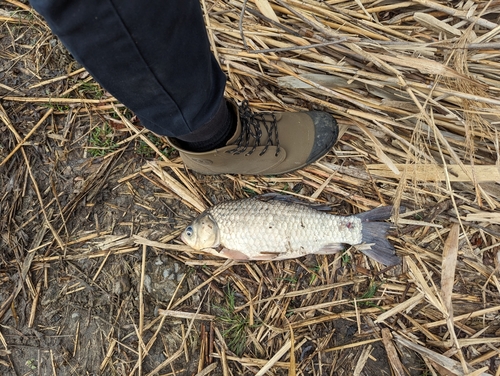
<box><xmin>168</xmin><ymin>101</ymin><xmax>338</xmax><ymax>175</ymax></box>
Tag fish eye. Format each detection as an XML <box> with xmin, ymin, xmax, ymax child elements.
<box><xmin>185</xmin><ymin>226</ymin><xmax>194</xmax><ymax>237</ymax></box>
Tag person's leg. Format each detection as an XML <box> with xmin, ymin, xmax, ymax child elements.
<box><xmin>29</xmin><ymin>0</ymin><xmax>227</xmax><ymax>138</ymax></box>
<box><xmin>31</xmin><ymin>0</ymin><xmax>339</xmax><ymax>175</ymax></box>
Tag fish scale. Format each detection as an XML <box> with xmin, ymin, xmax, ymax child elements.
<box><xmin>208</xmin><ymin>199</ymin><xmax>363</xmax><ymax>259</ymax></box>
<box><xmin>180</xmin><ymin>193</ymin><xmax>402</xmax><ymax>266</ymax></box>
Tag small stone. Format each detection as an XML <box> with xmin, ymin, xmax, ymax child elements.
<box><xmin>143</xmin><ymin>274</ymin><xmax>152</xmax><ymax>293</ymax></box>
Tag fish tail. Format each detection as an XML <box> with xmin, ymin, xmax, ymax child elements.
<box><xmin>355</xmin><ymin>206</ymin><xmax>403</xmax><ymax>266</ymax></box>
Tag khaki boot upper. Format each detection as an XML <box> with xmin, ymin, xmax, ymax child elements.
<box><xmin>169</xmin><ymin>101</ymin><xmax>338</xmax><ymax>175</ymax></box>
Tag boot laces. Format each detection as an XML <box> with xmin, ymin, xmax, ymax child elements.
<box><xmin>228</xmin><ymin>100</ymin><xmax>280</xmax><ymax>157</ymax></box>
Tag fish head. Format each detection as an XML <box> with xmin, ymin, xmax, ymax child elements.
<box><xmin>181</xmin><ymin>212</ymin><xmax>220</xmax><ymax>250</ymax></box>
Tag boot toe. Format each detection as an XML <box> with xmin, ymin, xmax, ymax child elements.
<box><xmin>305</xmin><ymin>112</ymin><xmax>339</xmax><ymax>165</ymax></box>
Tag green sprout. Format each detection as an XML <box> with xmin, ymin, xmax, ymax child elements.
<box><xmin>358</xmin><ymin>280</ymin><xmax>382</xmax><ymax>308</ymax></box>
<box><xmin>135</xmin><ymin>134</ymin><xmax>164</xmax><ymax>158</ymax></box>
<box><xmin>25</xmin><ymin>359</ymin><xmax>37</xmax><ymax>370</ymax></box>
<box><xmin>88</xmin><ymin>123</ymin><xmax>118</xmax><ymax>157</ymax></box>
<box><xmin>309</xmin><ymin>265</ymin><xmax>321</xmax><ymax>285</ymax></box>
<box><xmin>341</xmin><ymin>251</ymin><xmax>351</xmax><ymax>266</ymax></box>
<box><xmin>41</xmin><ymin>102</ymin><xmax>70</xmax><ymax>112</ymax></box>
<box><xmin>78</xmin><ymin>81</ymin><xmax>104</xmax><ymax>99</ymax></box>
<box><xmin>217</xmin><ymin>285</ymin><xmax>256</xmax><ymax>356</ymax></box>
<box><xmin>161</xmin><ymin>146</ymin><xmax>177</xmax><ymax>158</ymax></box>
<box><xmin>242</xmin><ymin>187</ymin><xmax>258</xmax><ymax>196</ymax></box>
<box><xmin>277</xmin><ymin>276</ymin><xmax>298</xmax><ymax>284</ymax></box>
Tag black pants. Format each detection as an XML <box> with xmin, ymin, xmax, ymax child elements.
<box><xmin>29</xmin><ymin>0</ymin><xmax>227</xmax><ymax>137</ymax></box>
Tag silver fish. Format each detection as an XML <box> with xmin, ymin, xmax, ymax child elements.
<box><xmin>181</xmin><ymin>193</ymin><xmax>401</xmax><ymax>266</ymax></box>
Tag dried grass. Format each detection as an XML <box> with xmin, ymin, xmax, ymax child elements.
<box><xmin>148</xmin><ymin>0</ymin><xmax>500</xmax><ymax>373</ymax></box>
<box><xmin>1</xmin><ymin>0</ymin><xmax>500</xmax><ymax>375</ymax></box>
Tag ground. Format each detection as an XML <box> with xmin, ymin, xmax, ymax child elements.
<box><xmin>1</xmin><ymin>1</ymin><xmax>500</xmax><ymax>376</ymax></box>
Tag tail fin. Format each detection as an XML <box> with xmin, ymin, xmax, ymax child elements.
<box><xmin>355</xmin><ymin>206</ymin><xmax>403</xmax><ymax>266</ymax></box>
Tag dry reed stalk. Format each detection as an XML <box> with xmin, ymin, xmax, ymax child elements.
<box><xmin>159</xmin><ymin>310</ymin><xmax>216</xmax><ymax>321</ymax></box>
<box><xmin>368</xmin><ymin>164</ymin><xmax>500</xmax><ymax>182</ymax></box>
<box><xmin>0</xmin><ymin>108</ymin><xmax>53</xmax><ymax>167</ymax></box>
<box><xmin>3</xmin><ymin>0</ymin><xmax>500</xmax><ymax>374</ymax></box>
<box><xmin>395</xmin><ymin>333</ymin><xmax>493</xmax><ymax>376</ymax></box>
<box><xmin>2</xmin><ymin>96</ymin><xmax>116</xmax><ymax>103</ymax></box>
<box><xmin>194</xmin><ymin>363</ymin><xmax>218</xmax><ymax>376</ymax></box>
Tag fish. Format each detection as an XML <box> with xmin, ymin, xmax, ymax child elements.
<box><xmin>180</xmin><ymin>193</ymin><xmax>402</xmax><ymax>266</ymax></box>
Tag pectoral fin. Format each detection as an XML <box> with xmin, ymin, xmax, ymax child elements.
<box><xmin>219</xmin><ymin>248</ymin><xmax>251</xmax><ymax>261</ymax></box>
<box><xmin>252</xmin><ymin>252</ymin><xmax>280</xmax><ymax>261</ymax></box>
<box><xmin>207</xmin><ymin>247</ymin><xmax>279</xmax><ymax>261</ymax></box>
